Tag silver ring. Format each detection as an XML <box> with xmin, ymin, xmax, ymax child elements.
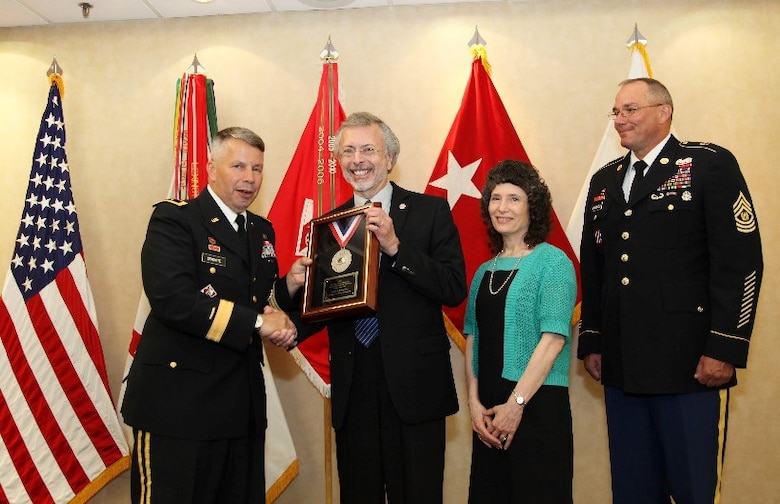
<box><xmin>499</xmin><ymin>434</ymin><xmax>507</xmax><ymax>443</ymax></box>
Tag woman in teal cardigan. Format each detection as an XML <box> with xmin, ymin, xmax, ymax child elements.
<box><xmin>464</xmin><ymin>160</ymin><xmax>577</xmax><ymax>503</ymax></box>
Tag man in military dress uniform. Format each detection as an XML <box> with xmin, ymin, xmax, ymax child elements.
<box><xmin>122</xmin><ymin>127</ymin><xmax>306</xmax><ymax>503</ymax></box>
<box><xmin>578</xmin><ymin>78</ymin><xmax>763</xmax><ymax>504</ymax></box>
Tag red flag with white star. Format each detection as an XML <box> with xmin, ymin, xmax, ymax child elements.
<box><xmin>424</xmin><ymin>44</ymin><xmax>581</xmax><ymax>350</ymax></box>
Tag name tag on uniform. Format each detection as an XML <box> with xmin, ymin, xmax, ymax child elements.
<box><xmin>201</xmin><ymin>252</ymin><xmax>226</xmax><ymax>267</ymax></box>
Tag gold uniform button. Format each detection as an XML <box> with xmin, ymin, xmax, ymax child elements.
<box><xmin>169</xmin><ymin>361</ymin><xmax>178</xmax><ymax>369</ymax></box>
<box><xmin>624</xmin><ymin>209</ymin><xmax>633</xmax><ymax>217</ymax></box>
<box><xmin>667</xmin><ymin>204</ymin><xmax>675</xmax><ymax>211</ymax></box>
<box><xmin>621</xmin><ymin>277</ymin><xmax>630</xmax><ymax>286</ymax></box>
<box><xmin>621</xmin><ymin>231</ymin><xmax>630</xmax><ymax>240</ymax></box>
<box><xmin>252</xmin><ymin>295</ymin><xmax>258</xmax><ymax>303</ymax></box>
<box><xmin>621</xmin><ymin>254</ymin><xmax>629</xmax><ymax>262</ymax></box>
<box><xmin>209</xmin><ymin>267</ymin><xmax>216</xmax><ymax>274</ymax></box>
<box><xmin>697</xmin><ymin>306</ymin><xmax>705</xmax><ymax>313</ymax></box>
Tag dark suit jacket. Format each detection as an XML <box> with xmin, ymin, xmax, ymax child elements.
<box><xmin>122</xmin><ymin>189</ymin><xmax>294</xmax><ymax>440</ymax></box>
<box><xmin>303</xmin><ymin>183</ymin><xmax>466</xmax><ymax>429</ymax></box>
<box><xmin>578</xmin><ymin>136</ymin><xmax>763</xmax><ymax>394</ymax></box>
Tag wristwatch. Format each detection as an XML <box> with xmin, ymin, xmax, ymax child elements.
<box><xmin>511</xmin><ymin>390</ymin><xmax>527</xmax><ymax>408</ymax></box>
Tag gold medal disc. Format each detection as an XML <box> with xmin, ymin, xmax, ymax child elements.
<box><xmin>331</xmin><ymin>248</ymin><xmax>353</xmax><ymax>273</ymax></box>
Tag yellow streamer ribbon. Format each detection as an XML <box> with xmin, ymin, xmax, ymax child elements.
<box><xmin>630</xmin><ymin>42</ymin><xmax>654</xmax><ymax>79</ymax></box>
<box><xmin>469</xmin><ymin>44</ymin><xmax>492</xmax><ymax>77</ymax></box>
<box><xmin>48</xmin><ymin>73</ymin><xmax>64</xmax><ymax>99</ymax></box>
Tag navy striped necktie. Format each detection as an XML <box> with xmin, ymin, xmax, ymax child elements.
<box><xmin>355</xmin><ymin>200</ymin><xmax>379</xmax><ymax>347</ymax></box>
<box><xmin>355</xmin><ymin>315</ymin><xmax>379</xmax><ymax>347</ymax></box>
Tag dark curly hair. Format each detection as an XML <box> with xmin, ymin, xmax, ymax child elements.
<box><xmin>480</xmin><ymin>159</ymin><xmax>552</xmax><ymax>253</ymax></box>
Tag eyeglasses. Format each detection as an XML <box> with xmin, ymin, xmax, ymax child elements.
<box><xmin>340</xmin><ymin>145</ymin><xmax>383</xmax><ymax>159</ymax></box>
<box><xmin>608</xmin><ymin>104</ymin><xmax>663</xmax><ymax>120</ymax></box>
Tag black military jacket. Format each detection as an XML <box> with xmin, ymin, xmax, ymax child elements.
<box><xmin>578</xmin><ymin>136</ymin><xmax>763</xmax><ymax>394</ymax></box>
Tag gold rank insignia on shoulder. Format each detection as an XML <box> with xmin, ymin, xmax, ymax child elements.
<box><xmin>733</xmin><ymin>192</ymin><xmax>757</xmax><ymax>233</ymax></box>
<box><xmin>159</xmin><ymin>199</ymin><xmax>188</xmax><ymax>207</ymax></box>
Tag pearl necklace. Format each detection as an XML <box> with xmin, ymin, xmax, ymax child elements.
<box><xmin>488</xmin><ymin>249</ymin><xmax>526</xmax><ymax>295</ymax></box>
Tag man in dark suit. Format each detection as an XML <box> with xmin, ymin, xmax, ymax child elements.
<box><xmin>301</xmin><ymin>112</ymin><xmax>466</xmax><ymax>504</ymax></box>
<box><xmin>578</xmin><ymin>78</ymin><xmax>763</xmax><ymax>504</ymax></box>
<box><xmin>122</xmin><ymin>127</ymin><xmax>305</xmax><ymax>503</ymax></box>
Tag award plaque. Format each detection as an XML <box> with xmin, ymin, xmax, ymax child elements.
<box><xmin>301</xmin><ymin>203</ymin><xmax>380</xmax><ymax>323</ymax></box>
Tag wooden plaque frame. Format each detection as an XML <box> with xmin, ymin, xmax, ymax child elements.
<box><xmin>301</xmin><ymin>203</ymin><xmax>380</xmax><ymax>323</ymax></box>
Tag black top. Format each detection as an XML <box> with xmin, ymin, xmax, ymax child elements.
<box><xmin>475</xmin><ymin>269</ymin><xmax>515</xmax><ymax>407</ymax></box>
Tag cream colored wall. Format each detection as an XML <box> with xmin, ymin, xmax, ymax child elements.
<box><xmin>1</xmin><ymin>0</ymin><xmax>777</xmax><ymax>502</ymax></box>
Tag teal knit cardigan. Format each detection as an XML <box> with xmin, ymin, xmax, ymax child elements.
<box><xmin>464</xmin><ymin>242</ymin><xmax>577</xmax><ymax>387</ymax></box>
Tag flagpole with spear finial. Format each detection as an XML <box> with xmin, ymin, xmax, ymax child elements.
<box><xmin>468</xmin><ymin>26</ymin><xmax>492</xmax><ymax>77</ymax></box>
<box><xmin>627</xmin><ymin>23</ymin><xmax>653</xmax><ymax>78</ymax></box>
<box><xmin>320</xmin><ymin>36</ymin><xmax>340</xmax><ymax>220</ymax></box>
<box><xmin>187</xmin><ymin>53</ymin><xmax>205</xmax><ymax>75</ymax></box>
<box><xmin>318</xmin><ymin>37</ymin><xmax>339</xmax><ymax>504</ymax></box>
<box><xmin>47</xmin><ymin>55</ymin><xmax>64</xmax><ymax>98</ymax></box>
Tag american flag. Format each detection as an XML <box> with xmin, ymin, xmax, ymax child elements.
<box><xmin>0</xmin><ymin>80</ymin><xmax>129</xmax><ymax>503</ymax></box>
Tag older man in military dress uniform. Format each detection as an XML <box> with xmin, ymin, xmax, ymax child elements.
<box><xmin>578</xmin><ymin>78</ymin><xmax>763</xmax><ymax>504</ymax></box>
<box><xmin>122</xmin><ymin>127</ymin><xmax>306</xmax><ymax>503</ymax></box>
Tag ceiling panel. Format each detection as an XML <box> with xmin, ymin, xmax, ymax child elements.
<box><xmin>148</xmin><ymin>0</ymin><xmax>272</xmax><ymax>19</ymax></box>
<box><xmin>0</xmin><ymin>0</ymin><xmax>511</xmax><ymax>29</ymax></box>
<box><xmin>0</xmin><ymin>0</ymin><xmax>48</xmax><ymax>27</ymax></box>
<box><xmin>10</xmin><ymin>0</ymin><xmax>157</xmax><ymax>25</ymax></box>
<box><xmin>271</xmin><ymin>0</ymin><xmax>388</xmax><ymax>12</ymax></box>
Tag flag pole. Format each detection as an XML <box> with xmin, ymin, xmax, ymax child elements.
<box><xmin>47</xmin><ymin>55</ymin><xmax>65</xmax><ymax>97</ymax></box>
<box><xmin>46</xmin><ymin>55</ymin><xmax>63</xmax><ymax>76</ymax></box>
<box><xmin>321</xmin><ymin>37</ymin><xmax>339</xmax><ymax>214</ymax></box>
<box><xmin>626</xmin><ymin>24</ymin><xmax>653</xmax><ymax>78</ymax></box>
<box><xmin>187</xmin><ymin>53</ymin><xmax>205</xmax><ymax>75</ymax></box>
<box><xmin>319</xmin><ymin>36</ymin><xmax>339</xmax><ymax>504</ymax></box>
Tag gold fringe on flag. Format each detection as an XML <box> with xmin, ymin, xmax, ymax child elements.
<box><xmin>265</xmin><ymin>458</ymin><xmax>300</xmax><ymax>504</ymax></box>
<box><xmin>444</xmin><ymin>314</ymin><xmax>466</xmax><ymax>354</ymax></box>
<box><xmin>68</xmin><ymin>455</ymin><xmax>131</xmax><ymax>504</ymax></box>
<box><xmin>469</xmin><ymin>44</ymin><xmax>493</xmax><ymax>77</ymax></box>
<box><xmin>571</xmin><ymin>302</ymin><xmax>581</xmax><ymax>328</ymax></box>
<box><xmin>48</xmin><ymin>73</ymin><xmax>65</xmax><ymax>99</ymax></box>
<box><xmin>632</xmin><ymin>43</ymin><xmax>654</xmax><ymax>79</ymax></box>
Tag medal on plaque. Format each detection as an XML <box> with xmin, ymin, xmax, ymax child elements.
<box><xmin>328</xmin><ymin>215</ymin><xmax>362</xmax><ymax>273</ymax></box>
<box><xmin>302</xmin><ymin>204</ymin><xmax>380</xmax><ymax>323</ymax></box>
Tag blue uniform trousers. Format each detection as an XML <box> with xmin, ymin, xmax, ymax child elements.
<box><xmin>605</xmin><ymin>386</ymin><xmax>728</xmax><ymax>504</ymax></box>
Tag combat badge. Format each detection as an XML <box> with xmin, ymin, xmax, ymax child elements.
<box><xmin>733</xmin><ymin>191</ymin><xmax>757</xmax><ymax>233</ymax></box>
